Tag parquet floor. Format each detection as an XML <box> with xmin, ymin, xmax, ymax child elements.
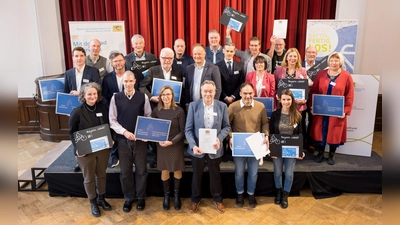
<box><xmin>18</xmin><ymin>133</ymin><xmax>382</xmax><ymax>225</ymax></box>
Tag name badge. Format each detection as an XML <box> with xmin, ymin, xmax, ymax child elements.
<box><xmin>212</xmin><ymin>112</ymin><xmax>217</xmax><ymax>116</ymax></box>
<box><xmin>99</xmin><ymin>67</ymin><xmax>105</xmax><ymax>72</ymax></box>
<box><xmin>171</xmin><ymin>76</ymin><xmax>177</xmax><ymax>80</ymax></box>
<box><xmin>83</xmin><ymin>79</ymin><xmax>89</xmax><ymax>83</ymax></box>
<box><xmin>96</xmin><ymin>113</ymin><xmax>103</xmax><ymax>117</ymax></box>
<box><xmin>261</xmin><ymin>85</ymin><xmax>266</xmax><ymax>89</ymax></box>
<box><xmin>330</xmin><ymin>81</ymin><xmax>336</xmax><ymax>86</ymax></box>
<box><xmin>234</xmin><ymin>71</ymin><xmax>239</xmax><ymax>74</ymax></box>
<box><xmin>177</xmin><ymin>61</ymin><xmax>182</xmax><ymax>65</ymax></box>
<box><xmin>300</xmin><ymin>75</ymin><xmax>304</xmax><ymax>79</ymax></box>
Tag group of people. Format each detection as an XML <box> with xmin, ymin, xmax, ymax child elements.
<box><xmin>66</xmin><ymin>26</ymin><xmax>354</xmax><ymax>217</ymax></box>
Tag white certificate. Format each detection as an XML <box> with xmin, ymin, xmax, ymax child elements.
<box><xmin>199</xmin><ymin>128</ymin><xmax>217</xmax><ymax>154</ymax></box>
<box><xmin>273</xmin><ymin>19</ymin><xmax>288</xmax><ymax>38</ymax></box>
<box><xmin>245</xmin><ymin>132</ymin><xmax>269</xmax><ymax>160</ymax></box>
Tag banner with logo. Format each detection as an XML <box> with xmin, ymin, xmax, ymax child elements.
<box><xmin>306</xmin><ymin>20</ymin><xmax>358</xmax><ymax>74</ymax></box>
<box><xmin>69</xmin><ymin>21</ymin><xmax>126</xmax><ymax>57</ymax></box>
<box><xmin>334</xmin><ymin>74</ymin><xmax>380</xmax><ymax>157</ymax></box>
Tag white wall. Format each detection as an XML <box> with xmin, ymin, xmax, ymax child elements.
<box><xmin>18</xmin><ymin>0</ymin><xmax>65</xmax><ymax>98</ymax></box>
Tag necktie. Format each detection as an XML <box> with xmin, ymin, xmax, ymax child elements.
<box><xmin>227</xmin><ymin>61</ymin><xmax>232</xmax><ymax>74</ymax></box>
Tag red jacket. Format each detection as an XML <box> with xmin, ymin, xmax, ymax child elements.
<box><xmin>274</xmin><ymin>66</ymin><xmax>308</xmax><ymax>112</ymax></box>
<box><xmin>308</xmin><ymin>69</ymin><xmax>354</xmax><ymax>144</ymax></box>
<box><xmin>245</xmin><ymin>71</ymin><xmax>276</xmax><ymax>98</ymax></box>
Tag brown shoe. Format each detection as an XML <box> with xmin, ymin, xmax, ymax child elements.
<box><xmin>188</xmin><ymin>202</ymin><xmax>200</xmax><ymax>213</ymax></box>
<box><xmin>213</xmin><ymin>201</ymin><xmax>226</xmax><ymax>214</ymax></box>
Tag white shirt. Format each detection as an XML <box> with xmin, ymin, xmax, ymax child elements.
<box><xmin>193</xmin><ymin>62</ymin><xmax>205</xmax><ymax>101</ymax></box>
<box><xmin>75</xmin><ymin>65</ymin><xmax>85</xmax><ymax>92</ymax></box>
<box><xmin>203</xmin><ymin>100</ymin><xmax>214</xmax><ymax>128</ymax></box>
<box><xmin>255</xmin><ymin>74</ymin><xmax>264</xmax><ymax>97</ymax></box>
<box><xmin>162</xmin><ymin>67</ymin><xmax>172</xmax><ymax>80</ymax></box>
<box><xmin>240</xmin><ymin>99</ymin><xmax>254</xmax><ymax>108</ymax></box>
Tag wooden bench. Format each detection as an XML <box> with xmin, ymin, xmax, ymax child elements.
<box><xmin>18</xmin><ymin>141</ymin><xmax>71</xmax><ymax>191</ymax></box>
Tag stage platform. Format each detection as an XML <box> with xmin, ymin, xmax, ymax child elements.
<box><xmin>44</xmin><ymin>144</ymin><xmax>382</xmax><ymax>199</ymax></box>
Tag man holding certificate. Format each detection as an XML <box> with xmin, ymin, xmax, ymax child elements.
<box><xmin>228</xmin><ymin>82</ymin><xmax>269</xmax><ymax>208</ymax></box>
<box><xmin>185</xmin><ymin>80</ymin><xmax>230</xmax><ymax>214</ymax></box>
<box><xmin>109</xmin><ymin>71</ymin><xmax>152</xmax><ymax>212</ymax></box>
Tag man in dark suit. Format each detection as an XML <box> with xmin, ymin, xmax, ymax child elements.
<box><xmin>185</xmin><ymin>43</ymin><xmax>222</xmax><ymax>108</ymax></box>
<box><xmin>185</xmin><ymin>80</ymin><xmax>230</xmax><ymax>214</ymax></box>
<box><xmin>64</xmin><ymin>46</ymin><xmax>101</xmax><ymax>173</ymax></box>
<box><xmin>139</xmin><ymin>47</ymin><xmax>182</xmax><ymax>108</ymax></box>
<box><xmin>64</xmin><ymin>46</ymin><xmax>101</xmax><ymax>96</ymax></box>
<box><xmin>216</xmin><ymin>43</ymin><xmax>245</xmax><ymax>105</ymax></box>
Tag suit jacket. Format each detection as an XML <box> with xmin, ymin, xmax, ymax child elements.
<box><xmin>216</xmin><ymin>59</ymin><xmax>245</xmax><ymax>101</ymax></box>
<box><xmin>64</xmin><ymin>66</ymin><xmax>101</xmax><ymax>93</ymax></box>
<box><xmin>245</xmin><ymin>71</ymin><xmax>276</xmax><ymax>98</ymax></box>
<box><xmin>269</xmin><ymin>108</ymin><xmax>302</xmax><ymax>135</ymax></box>
<box><xmin>185</xmin><ymin>61</ymin><xmax>222</xmax><ymax>104</ymax></box>
<box><xmin>274</xmin><ymin>66</ymin><xmax>308</xmax><ymax>111</ymax></box>
<box><xmin>226</xmin><ymin>36</ymin><xmax>272</xmax><ymax>74</ymax></box>
<box><xmin>185</xmin><ymin>99</ymin><xmax>230</xmax><ymax>159</ymax></box>
<box><xmin>308</xmin><ymin>69</ymin><xmax>354</xmax><ymax>144</ymax></box>
<box><xmin>68</xmin><ymin>102</ymin><xmax>110</xmax><ymax>151</ymax></box>
<box><xmin>139</xmin><ymin>65</ymin><xmax>182</xmax><ymax>99</ymax></box>
<box><xmin>102</xmin><ymin>71</ymin><xmax>123</xmax><ymax>106</ymax></box>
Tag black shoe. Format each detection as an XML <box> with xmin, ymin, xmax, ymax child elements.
<box><xmin>90</xmin><ymin>198</ymin><xmax>100</xmax><ymax>217</ymax></box>
<box><xmin>137</xmin><ymin>199</ymin><xmax>145</xmax><ymax>211</ymax></box>
<box><xmin>274</xmin><ymin>188</ymin><xmax>282</xmax><ymax>205</ymax></box>
<box><xmin>97</xmin><ymin>194</ymin><xmax>111</xmax><ymax>211</ymax></box>
<box><xmin>236</xmin><ymin>193</ymin><xmax>244</xmax><ymax>207</ymax></box>
<box><xmin>328</xmin><ymin>152</ymin><xmax>335</xmax><ymax>165</ymax></box>
<box><xmin>111</xmin><ymin>157</ymin><xmax>119</xmax><ymax>168</ymax></box>
<box><xmin>314</xmin><ymin>151</ymin><xmax>325</xmax><ymax>163</ymax></box>
<box><xmin>123</xmin><ymin>201</ymin><xmax>133</xmax><ymax>213</ymax></box>
<box><xmin>73</xmin><ymin>164</ymin><xmax>81</xmax><ymax>172</ymax></box>
<box><xmin>281</xmin><ymin>191</ymin><xmax>289</xmax><ymax>209</ymax></box>
<box><xmin>248</xmin><ymin>194</ymin><xmax>257</xmax><ymax>208</ymax></box>
<box><xmin>149</xmin><ymin>161</ymin><xmax>157</xmax><ymax>168</ymax></box>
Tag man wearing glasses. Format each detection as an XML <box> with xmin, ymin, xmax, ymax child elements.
<box><xmin>265</xmin><ymin>35</ymin><xmax>287</xmax><ymax>73</ymax></box>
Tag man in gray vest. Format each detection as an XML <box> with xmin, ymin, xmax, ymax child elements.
<box><xmin>86</xmin><ymin>39</ymin><xmax>113</xmax><ymax>81</ymax></box>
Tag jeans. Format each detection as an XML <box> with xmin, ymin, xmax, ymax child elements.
<box><xmin>272</xmin><ymin>157</ymin><xmax>297</xmax><ymax>193</ymax></box>
<box><xmin>233</xmin><ymin>157</ymin><xmax>260</xmax><ymax>195</ymax></box>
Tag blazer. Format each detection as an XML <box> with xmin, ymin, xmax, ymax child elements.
<box><xmin>245</xmin><ymin>71</ymin><xmax>276</xmax><ymax>98</ymax></box>
<box><xmin>139</xmin><ymin>65</ymin><xmax>182</xmax><ymax>99</ymax></box>
<box><xmin>185</xmin><ymin>99</ymin><xmax>231</xmax><ymax>159</ymax></box>
<box><xmin>308</xmin><ymin>69</ymin><xmax>354</xmax><ymax>144</ymax></box>
<box><xmin>269</xmin><ymin>108</ymin><xmax>302</xmax><ymax>135</ymax></box>
<box><xmin>102</xmin><ymin>71</ymin><xmax>123</xmax><ymax>106</ymax></box>
<box><xmin>64</xmin><ymin>66</ymin><xmax>101</xmax><ymax>93</ymax></box>
<box><xmin>68</xmin><ymin>102</ymin><xmax>110</xmax><ymax>151</ymax></box>
<box><xmin>216</xmin><ymin>59</ymin><xmax>245</xmax><ymax>101</ymax></box>
<box><xmin>226</xmin><ymin>36</ymin><xmax>272</xmax><ymax>74</ymax></box>
<box><xmin>185</xmin><ymin>61</ymin><xmax>222</xmax><ymax>104</ymax></box>
<box><xmin>124</xmin><ymin>51</ymin><xmax>157</xmax><ymax>71</ymax></box>
<box><xmin>274</xmin><ymin>66</ymin><xmax>308</xmax><ymax>112</ymax></box>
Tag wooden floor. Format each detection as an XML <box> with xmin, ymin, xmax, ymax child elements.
<box><xmin>18</xmin><ymin>133</ymin><xmax>382</xmax><ymax>225</ymax></box>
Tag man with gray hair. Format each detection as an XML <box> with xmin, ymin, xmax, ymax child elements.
<box><xmin>125</xmin><ymin>34</ymin><xmax>156</xmax><ymax>71</ymax></box>
<box><xmin>205</xmin><ymin>30</ymin><xmax>224</xmax><ymax>64</ymax></box>
<box><xmin>86</xmin><ymin>39</ymin><xmax>113</xmax><ymax>81</ymax></box>
<box><xmin>265</xmin><ymin>35</ymin><xmax>287</xmax><ymax>73</ymax></box>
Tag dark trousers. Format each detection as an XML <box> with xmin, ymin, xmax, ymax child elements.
<box><xmin>117</xmin><ymin>137</ymin><xmax>148</xmax><ymax>202</ymax></box>
<box><xmin>304</xmin><ymin>108</ymin><xmax>314</xmax><ymax>147</ymax></box>
<box><xmin>190</xmin><ymin>154</ymin><xmax>223</xmax><ymax>203</ymax></box>
<box><xmin>110</xmin><ymin>140</ymin><xmax>118</xmax><ymax>158</ymax></box>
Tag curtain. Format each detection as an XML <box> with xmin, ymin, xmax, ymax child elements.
<box><xmin>59</xmin><ymin>0</ymin><xmax>336</xmax><ymax>69</ymax></box>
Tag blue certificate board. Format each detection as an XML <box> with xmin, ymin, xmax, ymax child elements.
<box><xmin>151</xmin><ymin>78</ymin><xmax>182</xmax><ymax>103</ymax></box>
<box><xmin>39</xmin><ymin>78</ymin><xmax>65</xmax><ymax>101</ymax></box>
<box><xmin>74</xmin><ymin>124</ymin><xmax>113</xmax><ymax>155</ymax></box>
<box><xmin>277</xmin><ymin>79</ymin><xmax>309</xmax><ymax>100</ymax></box>
<box><xmin>134</xmin><ymin>116</ymin><xmax>171</xmax><ymax>142</ymax></box>
<box><xmin>232</xmin><ymin>133</ymin><xmax>264</xmax><ymax>157</ymax></box>
<box><xmin>254</xmin><ymin>97</ymin><xmax>274</xmax><ymax>118</ymax></box>
<box><xmin>55</xmin><ymin>93</ymin><xmax>81</xmax><ymax>116</ymax></box>
<box><xmin>269</xmin><ymin>134</ymin><xmax>303</xmax><ymax>158</ymax></box>
<box><xmin>312</xmin><ymin>94</ymin><xmax>344</xmax><ymax>117</ymax></box>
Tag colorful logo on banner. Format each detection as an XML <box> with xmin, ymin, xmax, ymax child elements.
<box><xmin>306</xmin><ymin>20</ymin><xmax>358</xmax><ymax>74</ymax></box>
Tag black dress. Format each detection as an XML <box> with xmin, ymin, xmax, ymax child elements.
<box><xmin>151</xmin><ymin>106</ymin><xmax>186</xmax><ymax>171</ymax></box>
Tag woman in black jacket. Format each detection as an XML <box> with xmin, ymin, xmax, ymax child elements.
<box><xmin>69</xmin><ymin>82</ymin><xmax>112</xmax><ymax>217</ymax></box>
<box><xmin>269</xmin><ymin>89</ymin><xmax>305</xmax><ymax>209</ymax></box>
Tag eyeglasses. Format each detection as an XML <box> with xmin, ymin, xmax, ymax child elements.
<box><xmin>112</xmin><ymin>59</ymin><xmax>124</xmax><ymax>63</ymax></box>
<box><xmin>161</xmin><ymin>57</ymin><xmax>173</xmax><ymax>61</ymax></box>
<box><xmin>255</xmin><ymin>62</ymin><xmax>264</xmax><ymax>65</ymax></box>
<box><xmin>161</xmin><ymin>93</ymin><xmax>172</xmax><ymax>97</ymax></box>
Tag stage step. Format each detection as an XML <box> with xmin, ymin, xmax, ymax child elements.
<box><xmin>18</xmin><ymin>140</ymin><xmax>71</xmax><ymax>191</ymax></box>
